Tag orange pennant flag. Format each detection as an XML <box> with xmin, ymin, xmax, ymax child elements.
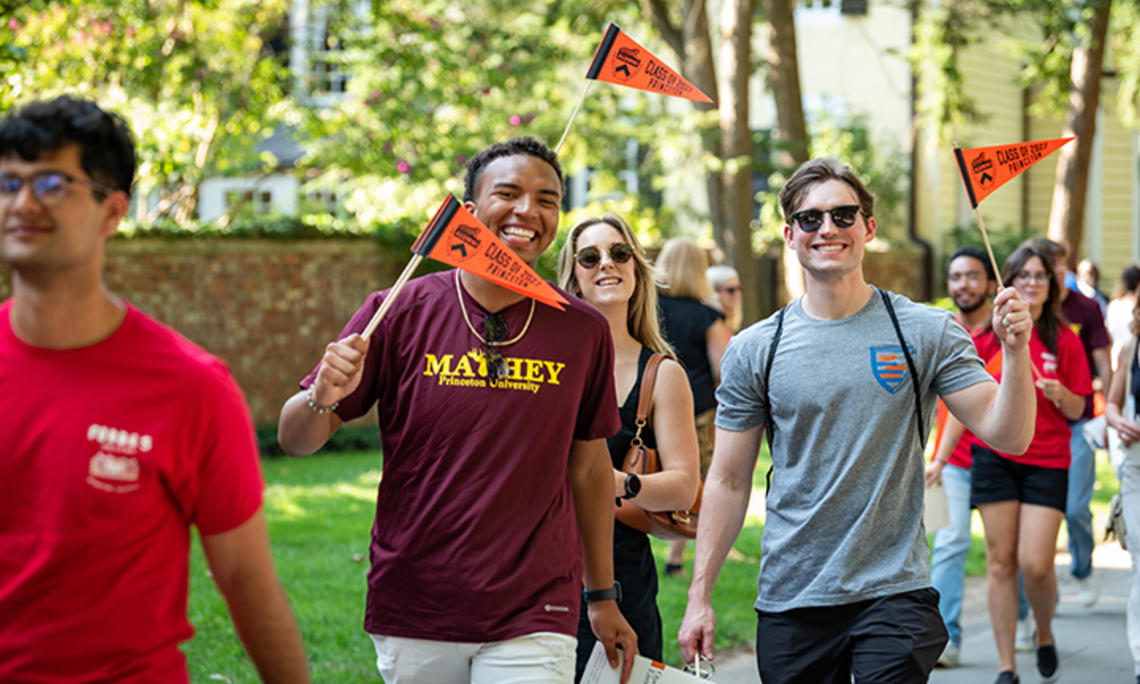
<box><xmin>586</xmin><ymin>23</ymin><xmax>714</xmax><ymax>104</ymax></box>
<box><xmin>954</xmin><ymin>137</ymin><xmax>1075</xmax><ymax>209</ymax></box>
<box><xmin>411</xmin><ymin>195</ymin><xmax>568</xmax><ymax>310</ymax></box>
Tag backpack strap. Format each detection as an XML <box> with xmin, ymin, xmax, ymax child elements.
<box><xmin>877</xmin><ymin>288</ymin><xmax>926</xmax><ymax>452</ymax></box>
<box><xmin>762</xmin><ymin>290</ymin><xmax>925</xmax><ymax>494</ymax></box>
<box><xmin>763</xmin><ymin>306</ymin><xmax>788</xmax><ymax>493</ymax></box>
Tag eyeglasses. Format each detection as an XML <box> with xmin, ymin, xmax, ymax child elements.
<box><xmin>790</xmin><ymin>204</ymin><xmax>862</xmax><ymax>232</ymax></box>
<box><xmin>0</xmin><ymin>171</ymin><xmax>116</xmax><ymax>208</ymax></box>
<box><xmin>718</xmin><ymin>285</ymin><xmax>742</xmax><ymax>295</ymax></box>
<box><xmin>483</xmin><ymin>312</ymin><xmax>508</xmax><ymax>381</ymax></box>
<box><xmin>575</xmin><ymin>242</ymin><xmax>635</xmax><ymax>269</ymax></box>
<box><xmin>948</xmin><ymin>271</ymin><xmax>986</xmax><ymax>284</ymax></box>
<box><xmin>1014</xmin><ymin>271</ymin><xmax>1051</xmax><ymax>284</ymax></box>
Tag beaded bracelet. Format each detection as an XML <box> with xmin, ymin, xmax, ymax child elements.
<box><xmin>306</xmin><ymin>386</ymin><xmax>339</xmax><ymax>415</ymax></box>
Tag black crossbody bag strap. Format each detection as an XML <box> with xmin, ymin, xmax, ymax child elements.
<box><xmin>878</xmin><ymin>288</ymin><xmax>926</xmax><ymax>452</ymax></box>
<box><xmin>763</xmin><ymin>306</ymin><xmax>787</xmax><ymax>494</ymax></box>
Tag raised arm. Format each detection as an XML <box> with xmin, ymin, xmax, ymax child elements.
<box><xmin>277</xmin><ymin>333</ymin><xmax>368</xmax><ymax>456</ymax></box>
<box><xmin>569</xmin><ymin>437</ymin><xmax>637</xmax><ymax>682</ymax></box>
<box><xmin>943</xmin><ymin>287</ymin><xmax>1036</xmax><ymax>454</ymax></box>
<box><xmin>678</xmin><ymin>425</ymin><xmax>762</xmax><ymax>665</ymax></box>
<box><xmin>706</xmin><ymin>319</ymin><xmax>731</xmax><ymax>385</ymax></box>
<box><xmin>200</xmin><ymin>508</ymin><xmax>311</xmax><ymax>683</ymax></box>
<box><xmin>617</xmin><ymin>358</ymin><xmax>700</xmax><ymax>511</ymax></box>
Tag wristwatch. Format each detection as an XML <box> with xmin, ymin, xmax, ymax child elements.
<box><xmin>583</xmin><ymin>581</ymin><xmax>622</xmax><ymax>604</ymax></box>
<box><xmin>621</xmin><ymin>472</ymin><xmax>641</xmax><ymax>500</ymax></box>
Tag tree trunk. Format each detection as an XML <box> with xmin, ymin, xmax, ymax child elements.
<box><xmin>1047</xmin><ymin>0</ymin><xmax>1111</xmax><ymax>264</ymax></box>
<box><xmin>762</xmin><ymin>0</ymin><xmax>809</xmax><ymax>302</ymax></box>
<box><xmin>719</xmin><ymin>0</ymin><xmax>760</xmax><ymax>324</ymax></box>
<box><xmin>682</xmin><ymin>2</ymin><xmax>729</xmax><ymax>256</ymax></box>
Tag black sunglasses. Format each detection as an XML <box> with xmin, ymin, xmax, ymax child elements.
<box><xmin>483</xmin><ymin>313</ymin><xmax>509</xmax><ymax>381</ymax></box>
<box><xmin>790</xmin><ymin>205</ymin><xmax>862</xmax><ymax>233</ymax></box>
<box><xmin>575</xmin><ymin>242</ymin><xmax>635</xmax><ymax>269</ymax></box>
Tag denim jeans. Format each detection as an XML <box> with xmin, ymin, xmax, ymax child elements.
<box><xmin>1066</xmin><ymin>419</ymin><xmax>1096</xmax><ymax>579</ymax></box>
<box><xmin>930</xmin><ymin>463</ymin><xmax>972</xmax><ymax>647</ymax></box>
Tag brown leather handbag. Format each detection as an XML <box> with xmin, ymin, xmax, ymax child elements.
<box><xmin>614</xmin><ymin>353</ymin><xmax>703</xmax><ymax>540</ymax></box>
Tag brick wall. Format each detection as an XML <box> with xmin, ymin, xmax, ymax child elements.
<box><xmin>1</xmin><ymin>238</ymin><xmax>927</xmax><ymax>426</ymax></box>
<box><xmin>0</xmin><ymin>239</ymin><xmax>404</xmax><ymax>426</ymax></box>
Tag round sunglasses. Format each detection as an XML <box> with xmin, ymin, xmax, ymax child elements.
<box><xmin>575</xmin><ymin>242</ymin><xmax>635</xmax><ymax>269</ymax></box>
<box><xmin>790</xmin><ymin>204</ymin><xmax>862</xmax><ymax>233</ymax></box>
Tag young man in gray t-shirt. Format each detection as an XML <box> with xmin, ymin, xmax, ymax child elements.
<box><xmin>678</xmin><ymin>158</ymin><xmax>1038</xmax><ymax>683</ymax></box>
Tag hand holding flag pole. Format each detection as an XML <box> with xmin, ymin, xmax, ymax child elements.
<box><xmin>360</xmin><ymin>195</ymin><xmax>569</xmax><ymax>339</ymax></box>
<box><xmin>952</xmin><ymin>136</ymin><xmax>1074</xmax><ymax>382</ymax></box>
<box><xmin>554</xmin><ymin>22</ymin><xmax>714</xmax><ymax>154</ymax></box>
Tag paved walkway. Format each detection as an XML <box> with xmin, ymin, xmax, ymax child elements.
<box><xmin>709</xmin><ymin>543</ymin><xmax>1135</xmax><ymax>683</ymax></box>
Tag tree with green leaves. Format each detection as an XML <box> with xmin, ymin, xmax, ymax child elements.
<box><xmin>2</xmin><ymin>0</ymin><xmax>296</xmax><ymax>224</ymax></box>
<box><xmin>910</xmin><ymin>0</ymin><xmax>1140</xmax><ymax>260</ymax></box>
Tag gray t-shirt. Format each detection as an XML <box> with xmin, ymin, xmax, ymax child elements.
<box><xmin>716</xmin><ymin>289</ymin><xmax>993</xmax><ymax>612</ymax></box>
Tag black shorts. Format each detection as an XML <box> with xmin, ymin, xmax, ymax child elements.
<box><xmin>969</xmin><ymin>444</ymin><xmax>1068</xmax><ymax>511</ymax></box>
<box><xmin>754</xmin><ymin>587</ymin><xmax>946</xmax><ymax>684</ymax></box>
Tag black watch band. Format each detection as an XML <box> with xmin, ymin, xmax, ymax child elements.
<box><xmin>620</xmin><ymin>472</ymin><xmax>641</xmax><ymax>500</ymax></box>
<box><xmin>583</xmin><ymin>581</ymin><xmax>622</xmax><ymax>604</ymax></box>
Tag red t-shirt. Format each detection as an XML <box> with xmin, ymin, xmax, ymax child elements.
<box><xmin>943</xmin><ymin>319</ymin><xmax>1002</xmax><ymax>469</ymax></box>
<box><xmin>994</xmin><ymin>325</ymin><xmax>1092</xmax><ymax>468</ymax></box>
<box><xmin>0</xmin><ymin>302</ymin><xmax>264</xmax><ymax>682</ymax></box>
<box><xmin>301</xmin><ymin>270</ymin><xmax>620</xmax><ymax>643</ymax></box>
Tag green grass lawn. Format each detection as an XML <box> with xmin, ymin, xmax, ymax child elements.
<box><xmin>182</xmin><ymin>449</ymin><xmax>772</xmax><ymax>681</ymax></box>
<box><xmin>182</xmin><ymin>444</ymin><xmax>1120</xmax><ymax>681</ymax></box>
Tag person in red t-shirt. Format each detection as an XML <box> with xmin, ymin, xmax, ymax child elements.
<box><xmin>279</xmin><ymin>138</ymin><xmax>638</xmax><ymax>683</ymax></box>
<box><xmin>973</xmin><ymin>244</ymin><xmax>1093</xmax><ymax>684</ymax></box>
<box><xmin>925</xmin><ymin>246</ymin><xmax>1001</xmax><ymax>668</ymax></box>
<box><xmin>0</xmin><ymin>96</ymin><xmax>309</xmax><ymax>682</ymax></box>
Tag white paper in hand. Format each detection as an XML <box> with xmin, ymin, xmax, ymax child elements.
<box><xmin>924</xmin><ymin>478</ymin><xmax>950</xmax><ymax>532</ymax></box>
<box><xmin>580</xmin><ymin>641</ymin><xmax>710</xmax><ymax>683</ymax></box>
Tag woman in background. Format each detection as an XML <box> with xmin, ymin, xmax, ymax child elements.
<box><xmin>655</xmin><ymin>237</ymin><xmax>731</xmax><ymax>576</ymax></box>
<box><xmin>558</xmin><ymin>215</ymin><xmax>700</xmax><ymax>679</ymax></box>
<box><xmin>974</xmin><ymin>244</ymin><xmax>1092</xmax><ymax>684</ymax></box>
<box><xmin>706</xmin><ymin>264</ymin><xmax>743</xmax><ymax>333</ymax></box>
<box><xmin>1108</xmin><ymin>264</ymin><xmax>1140</xmax><ymax>371</ymax></box>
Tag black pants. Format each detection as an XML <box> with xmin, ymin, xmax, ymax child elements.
<box><xmin>755</xmin><ymin>587</ymin><xmax>946</xmax><ymax>684</ymax></box>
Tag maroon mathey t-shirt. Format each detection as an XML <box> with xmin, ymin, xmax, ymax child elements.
<box><xmin>302</xmin><ymin>270</ymin><xmax>620</xmax><ymax>642</ymax></box>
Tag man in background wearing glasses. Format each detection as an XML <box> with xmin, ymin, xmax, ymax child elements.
<box><xmin>0</xmin><ymin>96</ymin><xmax>310</xmax><ymax>681</ymax></box>
<box><xmin>278</xmin><ymin>137</ymin><xmax>637</xmax><ymax>683</ymax></box>
<box><xmin>679</xmin><ymin>158</ymin><xmax>1037</xmax><ymax>683</ymax></box>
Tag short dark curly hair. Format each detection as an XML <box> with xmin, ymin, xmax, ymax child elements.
<box><xmin>0</xmin><ymin>95</ymin><xmax>136</xmax><ymax>198</ymax></box>
<box><xmin>463</xmin><ymin>136</ymin><xmax>563</xmax><ymax>203</ymax></box>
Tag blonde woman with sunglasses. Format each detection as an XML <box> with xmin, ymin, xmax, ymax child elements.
<box><xmin>559</xmin><ymin>214</ymin><xmax>701</xmax><ymax>680</ymax></box>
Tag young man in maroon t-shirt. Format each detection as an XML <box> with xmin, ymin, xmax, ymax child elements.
<box><xmin>279</xmin><ymin>137</ymin><xmax>638</xmax><ymax>683</ymax></box>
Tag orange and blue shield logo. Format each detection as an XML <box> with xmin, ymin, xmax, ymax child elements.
<box><xmin>870</xmin><ymin>346</ymin><xmax>913</xmax><ymax>394</ymax></box>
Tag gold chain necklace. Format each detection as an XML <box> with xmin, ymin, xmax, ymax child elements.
<box><xmin>454</xmin><ymin>270</ymin><xmax>535</xmax><ymax>347</ymax></box>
